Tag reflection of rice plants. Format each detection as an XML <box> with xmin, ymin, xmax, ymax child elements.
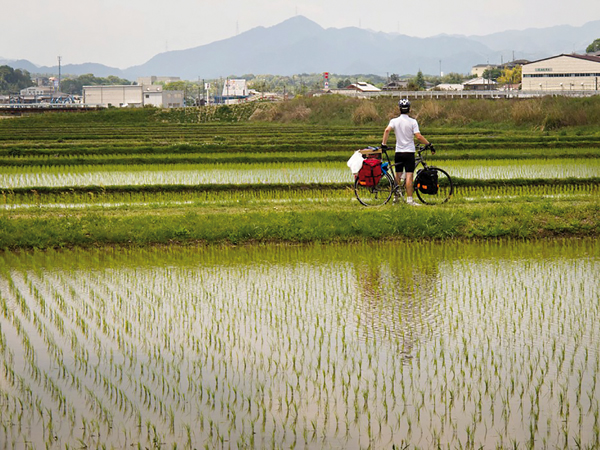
<box><xmin>0</xmin><ymin>240</ymin><xmax>598</xmax><ymax>448</ymax></box>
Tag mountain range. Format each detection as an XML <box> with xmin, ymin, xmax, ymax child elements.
<box><xmin>2</xmin><ymin>16</ymin><xmax>599</xmax><ymax>80</ymax></box>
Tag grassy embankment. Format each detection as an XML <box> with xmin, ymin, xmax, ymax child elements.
<box><xmin>1</xmin><ymin>95</ymin><xmax>599</xmax><ymax>249</ymax></box>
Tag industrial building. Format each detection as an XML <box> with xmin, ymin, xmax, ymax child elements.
<box><xmin>220</xmin><ymin>79</ymin><xmax>250</xmax><ymax>104</ymax></box>
<box><xmin>82</xmin><ymin>85</ymin><xmax>184</xmax><ymax>108</ymax></box>
<box><xmin>522</xmin><ymin>54</ymin><xmax>600</xmax><ymax>92</ymax></box>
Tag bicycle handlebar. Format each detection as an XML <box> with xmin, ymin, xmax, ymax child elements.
<box><xmin>377</xmin><ymin>144</ymin><xmax>436</xmax><ymax>155</ymax></box>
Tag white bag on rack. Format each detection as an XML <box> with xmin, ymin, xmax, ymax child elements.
<box><xmin>346</xmin><ymin>150</ymin><xmax>364</xmax><ymax>175</ymax></box>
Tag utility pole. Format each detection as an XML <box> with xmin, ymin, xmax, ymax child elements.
<box><xmin>57</xmin><ymin>56</ymin><xmax>62</xmax><ymax>92</ymax></box>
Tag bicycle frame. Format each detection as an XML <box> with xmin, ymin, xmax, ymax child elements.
<box><xmin>379</xmin><ymin>144</ymin><xmax>431</xmax><ymax>194</ymax></box>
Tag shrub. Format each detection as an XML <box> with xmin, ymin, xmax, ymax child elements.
<box><xmin>249</xmin><ymin>104</ymin><xmax>279</xmax><ymax>122</ymax></box>
<box><xmin>281</xmin><ymin>104</ymin><xmax>312</xmax><ymax>122</ymax></box>
<box><xmin>511</xmin><ymin>100</ymin><xmax>544</xmax><ymax>126</ymax></box>
<box><xmin>414</xmin><ymin>100</ymin><xmax>444</xmax><ymax>123</ymax></box>
<box><xmin>352</xmin><ymin>101</ymin><xmax>380</xmax><ymax>125</ymax></box>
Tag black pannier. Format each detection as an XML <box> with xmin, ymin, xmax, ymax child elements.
<box><xmin>416</xmin><ymin>169</ymin><xmax>439</xmax><ymax>195</ymax></box>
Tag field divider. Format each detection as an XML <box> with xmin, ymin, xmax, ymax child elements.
<box><xmin>1</xmin><ymin>202</ymin><xmax>598</xmax><ymax>249</ymax></box>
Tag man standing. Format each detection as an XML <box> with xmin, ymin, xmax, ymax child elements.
<box><xmin>381</xmin><ymin>99</ymin><xmax>432</xmax><ymax>206</ymax></box>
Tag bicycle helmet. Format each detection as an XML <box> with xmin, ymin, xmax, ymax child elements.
<box><xmin>398</xmin><ymin>98</ymin><xmax>411</xmax><ymax>113</ymax></box>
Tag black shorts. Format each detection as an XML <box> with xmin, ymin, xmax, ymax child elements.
<box><xmin>395</xmin><ymin>152</ymin><xmax>416</xmax><ymax>173</ymax></box>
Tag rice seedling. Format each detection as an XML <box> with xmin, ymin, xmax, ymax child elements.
<box><xmin>0</xmin><ymin>159</ymin><xmax>597</xmax><ymax>189</ymax></box>
<box><xmin>0</xmin><ymin>239</ymin><xmax>597</xmax><ymax>448</ymax></box>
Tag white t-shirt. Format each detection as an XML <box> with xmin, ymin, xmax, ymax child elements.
<box><xmin>387</xmin><ymin>114</ymin><xmax>420</xmax><ymax>153</ymax></box>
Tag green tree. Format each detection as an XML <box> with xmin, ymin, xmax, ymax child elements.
<box><xmin>441</xmin><ymin>72</ymin><xmax>467</xmax><ymax>84</ymax></box>
<box><xmin>60</xmin><ymin>78</ymin><xmax>83</xmax><ymax>95</ymax></box>
<box><xmin>58</xmin><ymin>73</ymin><xmax>132</xmax><ymax>95</ymax></box>
<box><xmin>586</xmin><ymin>38</ymin><xmax>600</xmax><ymax>53</ymax></box>
<box><xmin>0</xmin><ymin>65</ymin><xmax>32</xmax><ymax>94</ymax></box>
<box><xmin>163</xmin><ymin>81</ymin><xmax>187</xmax><ymax>91</ymax></box>
<box><xmin>482</xmin><ymin>67</ymin><xmax>502</xmax><ymax>81</ymax></box>
<box><xmin>413</xmin><ymin>70</ymin><xmax>426</xmax><ymax>90</ymax></box>
<box><xmin>337</xmin><ymin>78</ymin><xmax>352</xmax><ymax>88</ymax></box>
<box><xmin>407</xmin><ymin>79</ymin><xmax>419</xmax><ymax>91</ymax></box>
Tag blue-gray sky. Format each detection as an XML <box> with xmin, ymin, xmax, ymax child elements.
<box><xmin>3</xmin><ymin>0</ymin><xmax>599</xmax><ymax>68</ymax></box>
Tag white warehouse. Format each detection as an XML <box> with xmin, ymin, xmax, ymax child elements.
<box><xmin>522</xmin><ymin>54</ymin><xmax>600</xmax><ymax>92</ymax></box>
<box><xmin>83</xmin><ymin>85</ymin><xmax>184</xmax><ymax>108</ymax></box>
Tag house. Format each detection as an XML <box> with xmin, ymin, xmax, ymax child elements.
<box><xmin>382</xmin><ymin>80</ymin><xmax>409</xmax><ymax>91</ymax></box>
<box><xmin>463</xmin><ymin>77</ymin><xmax>498</xmax><ymax>90</ymax></box>
<box><xmin>345</xmin><ymin>82</ymin><xmax>381</xmax><ymax>93</ymax></box>
<box><xmin>522</xmin><ymin>54</ymin><xmax>600</xmax><ymax>91</ymax></box>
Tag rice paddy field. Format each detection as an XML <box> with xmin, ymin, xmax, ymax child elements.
<box><xmin>0</xmin><ymin>240</ymin><xmax>599</xmax><ymax>449</ymax></box>
<box><xmin>0</xmin><ymin>104</ymin><xmax>599</xmax><ymax>448</ymax></box>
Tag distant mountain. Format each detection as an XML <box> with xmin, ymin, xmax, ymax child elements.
<box><xmin>0</xmin><ymin>59</ymin><xmax>127</xmax><ymax>79</ymax></box>
<box><xmin>123</xmin><ymin>16</ymin><xmax>600</xmax><ymax>79</ymax></box>
<box><xmin>3</xmin><ymin>16</ymin><xmax>599</xmax><ymax>80</ymax></box>
<box><xmin>123</xmin><ymin>16</ymin><xmax>496</xmax><ymax>79</ymax></box>
<box><xmin>466</xmin><ymin>20</ymin><xmax>600</xmax><ymax>60</ymax></box>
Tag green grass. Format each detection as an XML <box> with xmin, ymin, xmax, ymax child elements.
<box><xmin>1</xmin><ymin>199</ymin><xmax>597</xmax><ymax>249</ymax></box>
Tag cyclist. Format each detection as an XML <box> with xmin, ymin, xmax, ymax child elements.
<box><xmin>381</xmin><ymin>99</ymin><xmax>433</xmax><ymax>206</ymax></box>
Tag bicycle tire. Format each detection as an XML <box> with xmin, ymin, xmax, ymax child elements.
<box><xmin>414</xmin><ymin>167</ymin><xmax>453</xmax><ymax>205</ymax></box>
<box><xmin>354</xmin><ymin>170</ymin><xmax>394</xmax><ymax>206</ymax></box>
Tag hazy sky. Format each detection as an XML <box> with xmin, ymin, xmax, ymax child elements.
<box><xmin>3</xmin><ymin>0</ymin><xmax>599</xmax><ymax>68</ymax></box>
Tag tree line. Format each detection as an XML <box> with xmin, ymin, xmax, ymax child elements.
<box><xmin>60</xmin><ymin>74</ymin><xmax>132</xmax><ymax>95</ymax></box>
<box><xmin>0</xmin><ymin>66</ymin><xmax>33</xmax><ymax>94</ymax></box>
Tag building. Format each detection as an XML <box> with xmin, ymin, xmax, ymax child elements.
<box><xmin>463</xmin><ymin>77</ymin><xmax>498</xmax><ymax>90</ymax></box>
<box><xmin>20</xmin><ymin>86</ymin><xmax>55</xmax><ymax>97</ymax></box>
<box><xmin>344</xmin><ymin>82</ymin><xmax>381</xmax><ymax>93</ymax></box>
<box><xmin>221</xmin><ymin>79</ymin><xmax>250</xmax><ymax>104</ymax></box>
<box><xmin>18</xmin><ymin>86</ymin><xmax>73</xmax><ymax>103</ymax></box>
<box><xmin>434</xmin><ymin>83</ymin><xmax>464</xmax><ymax>91</ymax></box>
<box><xmin>471</xmin><ymin>64</ymin><xmax>497</xmax><ymax>77</ymax></box>
<box><xmin>83</xmin><ymin>85</ymin><xmax>184</xmax><ymax>108</ymax></box>
<box><xmin>522</xmin><ymin>54</ymin><xmax>600</xmax><ymax>91</ymax></box>
<box><xmin>382</xmin><ymin>80</ymin><xmax>410</xmax><ymax>91</ymax></box>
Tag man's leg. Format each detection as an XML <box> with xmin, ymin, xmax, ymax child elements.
<box><xmin>405</xmin><ymin>172</ymin><xmax>414</xmax><ymax>197</ymax></box>
<box><xmin>406</xmin><ymin>172</ymin><xmax>421</xmax><ymax>206</ymax></box>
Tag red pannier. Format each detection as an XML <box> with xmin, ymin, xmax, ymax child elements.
<box><xmin>357</xmin><ymin>158</ymin><xmax>383</xmax><ymax>186</ymax></box>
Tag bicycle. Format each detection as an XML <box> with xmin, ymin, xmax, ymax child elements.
<box><xmin>354</xmin><ymin>144</ymin><xmax>453</xmax><ymax>206</ymax></box>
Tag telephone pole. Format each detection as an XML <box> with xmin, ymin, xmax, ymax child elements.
<box><xmin>57</xmin><ymin>56</ymin><xmax>62</xmax><ymax>92</ymax></box>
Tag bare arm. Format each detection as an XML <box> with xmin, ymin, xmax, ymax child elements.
<box><xmin>382</xmin><ymin>126</ymin><xmax>392</xmax><ymax>146</ymax></box>
<box><xmin>415</xmin><ymin>132</ymin><xmax>429</xmax><ymax>145</ymax></box>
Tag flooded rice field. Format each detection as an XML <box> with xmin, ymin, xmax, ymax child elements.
<box><xmin>0</xmin><ymin>159</ymin><xmax>597</xmax><ymax>189</ymax></box>
<box><xmin>0</xmin><ymin>239</ymin><xmax>598</xmax><ymax>449</ymax></box>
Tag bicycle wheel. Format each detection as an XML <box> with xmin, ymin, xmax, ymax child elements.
<box><xmin>414</xmin><ymin>167</ymin><xmax>453</xmax><ymax>205</ymax></box>
<box><xmin>354</xmin><ymin>171</ymin><xmax>394</xmax><ymax>206</ymax></box>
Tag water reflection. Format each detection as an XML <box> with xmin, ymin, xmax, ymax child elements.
<box><xmin>0</xmin><ymin>239</ymin><xmax>597</xmax><ymax>449</ymax></box>
<box><xmin>354</xmin><ymin>249</ymin><xmax>440</xmax><ymax>361</ymax></box>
